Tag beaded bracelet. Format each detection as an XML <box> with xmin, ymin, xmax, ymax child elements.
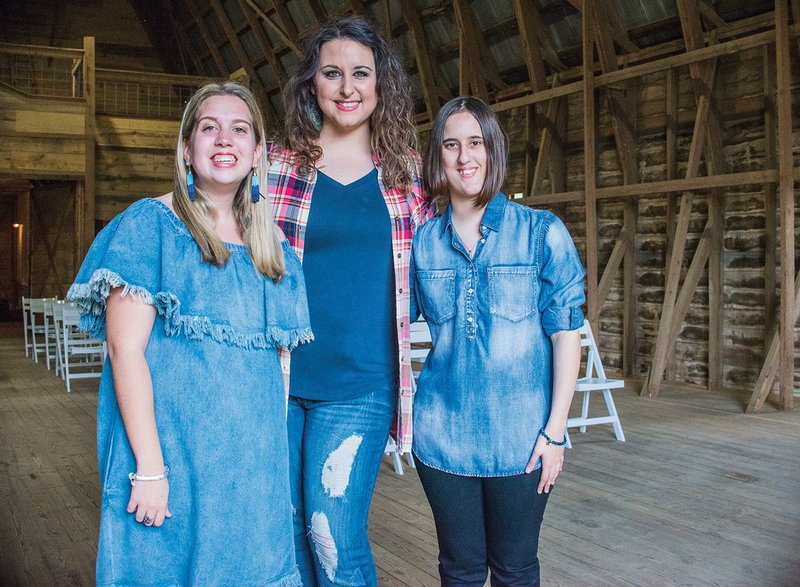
<box><xmin>538</xmin><ymin>427</ymin><xmax>567</xmax><ymax>446</ymax></box>
<box><xmin>128</xmin><ymin>466</ymin><xmax>170</xmax><ymax>487</ymax></box>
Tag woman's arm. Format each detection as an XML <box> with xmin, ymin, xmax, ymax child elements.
<box><xmin>525</xmin><ymin>328</ymin><xmax>581</xmax><ymax>494</ymax></box>
<box><xmin>106</xmin><ymin>288</ymin><xmax>171</xmax><ymax>527</ymax></box>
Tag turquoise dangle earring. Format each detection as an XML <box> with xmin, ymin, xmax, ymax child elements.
<box><xmin>186</xmin><ymin>162</ymin><xmax>196</xmax><ymax>201</ymax></box>
<box><xmin>251</xmin><ymin>169</ymin><xmax>260</xmax><ymax>203</ymax></box>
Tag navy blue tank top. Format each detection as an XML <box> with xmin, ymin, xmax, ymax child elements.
<box><xmin>289</xmin><ymin>168</ymin><xmax>398</xmax><ymax>400</ymax></box>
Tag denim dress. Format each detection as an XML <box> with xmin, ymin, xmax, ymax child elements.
<box><xmin>410</xmin><ymin>194</ymin><xmax>585</xmax><ymax>477</ymax></box>
<box><xmin>67</xmin><ymin>199</ymin><xmax>312</xmax><ymax>587</ymax></box>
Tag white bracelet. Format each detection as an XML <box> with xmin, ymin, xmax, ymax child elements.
<box><xmin>128</xmin><ymin>466</ymin><xmax>170</xmax><ymax>487</ymax></box>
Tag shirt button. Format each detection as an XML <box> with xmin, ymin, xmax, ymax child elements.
<box><xmin>480</xmin><ymin>238</ymin><xmax>485</xmax><ymax>243</ymax></box>
<box><xmin>468</xmin><ymin>288</ymin><xmax>474</xmax><ymax>295</ymax></box>
<box><xmin>400</xmin><ymin>322</ymin><xmax>404</xmax><ymax>327</ymax></box>
<box><xmin>467</xmin><ymin>317</ymin><xmax>473</xmax><ymax>322</ymax></box>
<box><xmin>397</xmin><ymin>253</ymin><xmax>402</xmax><ymax>258</ymax></box>
<box><xmin>399</xmin><ymin>288</ymin><xmax>403</xmax><ymax>293</ymax></box>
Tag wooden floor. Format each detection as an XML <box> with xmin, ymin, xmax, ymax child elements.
<box><xmin>1</xmin><ymin>323</ymin><xmax>799</xmax><ymax>586</ymax></box>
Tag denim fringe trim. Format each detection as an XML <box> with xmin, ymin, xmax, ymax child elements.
<box><xmin>67</xmin><ymin>268</ymin><xmax>313</xmax><ymax>351</ymax></box>
<box><xmin>67</xmin><ymin>268</ymin><xmax>155</xmax><ymax>340</ymax></box>
<box><xmin>157</xmin><ymin>292</ymin><xmax>313</xmax><ymax>351</ymax></box>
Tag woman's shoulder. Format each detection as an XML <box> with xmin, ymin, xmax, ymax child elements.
<box><xmin>101</xmin><ymin>196</ymin><xmax>190</xmax><ymax>244</ymax></box>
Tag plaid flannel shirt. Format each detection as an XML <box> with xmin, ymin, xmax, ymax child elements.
<box><xmin>267</xmin><ymin>144</ymin><xmax>432</xmax><ymax>453</ymax></box>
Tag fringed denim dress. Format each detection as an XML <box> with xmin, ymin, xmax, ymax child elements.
<box><xmin>67</xmin><ymin>198</ymin><xmax>313</xmax><ymax>587</ymax></box>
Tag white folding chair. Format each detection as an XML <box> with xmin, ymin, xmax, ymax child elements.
<box><xmin>565</xmin><ymin>320</ymin><xmax>626</xmax><ymax>448</ymax></box>
<box><xmin>383</xmin><ymin>319</ymin><xmax>432</xmax><ymax>475</ymax></box>
<box><xmin>61</xmin><ymin>304</ymin><xmax>106</xmax><ymax>392</ymax></box>
<box><xmin>42</xmin><ymin>298</ymin><xmax>59</xmax><ymax>371</ymax></box>
<box><xmin>22</xmin><ymin>296</ymin><xmax>33</xmax><ymax>357</ymax></box>
<box><xmin>28</xmin><ymin>298</ymin><xmax>49</xmax><ymax>363</ymax></box>
<box><xmin>52</xmin><ymin>301</ymin><xmax>66</xmax><ymax>378</ymax></box>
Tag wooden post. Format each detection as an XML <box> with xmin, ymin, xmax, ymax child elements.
<box><xmin>664</xmin><ymin>67</ymin><xmax>679</xmax><ymax>382</ymax></box>
<box><xmin>81</xmin><ymin>36</ymin><xmax>96</xmax><ymax>260</ymax></box>
<box><xmin>582</xmin><ymin>1</ymin><xmax>599</xmax><ymax>332</ymax></box>
<box><xmin>775</xmin><ymin>0</ymin><xmax>795</xmax><ymax>409</ymax></box>
<box><xmin>764</xmin><ymin>45</ymin><xmax>778</xmax><ymax>348</ymax></box>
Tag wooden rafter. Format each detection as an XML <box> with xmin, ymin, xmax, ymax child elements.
<box><xmin>242</xmin><ymin>0</ymin><xmax>303</xmax><ymax>58</ymax></box>
<box><xmin>515</xmin><ymin>0</ymin><xmax>566</xmax><ymax>199</ymax></box>
<box><xmin>453</xmin><ymin>0</ymin><xmax>507</xmax><ymax>100</ymax></box>
<box><xmin>184</xmin><ymin>2</ymin><xmax>228</xmax><ymax>75</ymax></box>
<box><xmin>399</xmin><ymin>0</ymin><xmax>445</xmax><ymax>118</ymax></box>
<box><xmin>237</xmin><ymin>0</ymin><xmax>289</xmax><ymax>103</ymax></box>
<box><xmin>210</xmin><ymin>3</ymin><xmax>259</xmax><ymax>79</ymax></box>
<box><xmin>698</xmin><ymin>0</ymin><xmax>727</xmax><ymax>29</ymax></box>
<box><xmin>163</xmin><ymin>1</ymin><xmax>204</xmax><ymax>75</ymax></box>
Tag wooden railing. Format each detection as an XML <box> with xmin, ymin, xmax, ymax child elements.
<box><xmin>95</xmin><ymin>69</ymin><xmax>209</xmax><ymax>119</ymax></box>
<box><xmin>0</xmin><ymin>42</ymin><xmax>210</xmax><ymax>119</ymax></box>
<box><xmin>0</xmin><ymin>42</ymin><xmax>84</xmax><ymax>99</ymax></box>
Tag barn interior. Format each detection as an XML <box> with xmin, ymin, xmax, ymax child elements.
<box><xmin>0</xmin><ymin>0</ymin><xmax>798</xmax><ymax>584</ymax></box>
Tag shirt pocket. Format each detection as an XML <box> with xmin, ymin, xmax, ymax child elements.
<box><xmin>488</xmin><ymin>265</ymin><xmax>539</xmax><ymax>321</ymax></box>
<box><xmin>417</xmin><ymin>269</ymin><xmax>456</xmax><ymax>324</ymax></box>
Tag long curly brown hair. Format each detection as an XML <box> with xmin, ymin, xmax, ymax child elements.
<box><xmin>279</xmin><ymin>15</ymin><xmax>418</xmax><ymax>193</ymax></box>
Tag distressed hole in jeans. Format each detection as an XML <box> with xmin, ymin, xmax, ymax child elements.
<box><xmin>321</xmin><ymin>434</ymin><xmax>363</xmax><ymax>498</ymax></box>
<box><xmin>310</xmin><ymin>511</ymin><xmax>338</xmax><ymax>582</ymax></box>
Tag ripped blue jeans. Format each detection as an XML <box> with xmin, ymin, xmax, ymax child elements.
<box><xmin>287</xmin><ymin>389</ymin><xmax>395</xmax><ymax>587</ymax></box>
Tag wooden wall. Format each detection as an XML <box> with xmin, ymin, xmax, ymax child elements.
<box><xmin>95</xmin><ymin>116</ymin><xmax>177</xmax><ymax>220</ymax></box>
<box><xmin>0</xmin><ymin>90</ymin><xmax>86</xmax><ymax>179</ymax></box>
<box><xmin>488</xmin><ymin>43</ymin><xmax>799</xmax><ymax>394</ymax></box>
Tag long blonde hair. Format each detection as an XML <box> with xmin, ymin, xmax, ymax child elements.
<box><xmin>173</xmin><ymin>81</ymin><xmax>285</xmax><ymax>279</ymax></box>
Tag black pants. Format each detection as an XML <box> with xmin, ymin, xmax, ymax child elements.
<box><xmin>415</xmin><ymin>457</ymin><xmax>550</xmax><ymax>587</ymax></box>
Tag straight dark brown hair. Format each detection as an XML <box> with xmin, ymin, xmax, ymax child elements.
<box><xmin>424</xmin><ymin>96</ymin><xmax>508</xmax><ymax>211</ymax></box>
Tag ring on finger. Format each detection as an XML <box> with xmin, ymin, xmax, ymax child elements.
<box><xmin>142</xmin><ymin>515</ymin><xmax>153</xmax><ymax>526</ymax></box>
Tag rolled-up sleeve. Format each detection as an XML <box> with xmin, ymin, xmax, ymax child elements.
<box><xmin>538</xmin><ymin>214</ymin><xmax>586</xmax><ymax>336</ymax></box>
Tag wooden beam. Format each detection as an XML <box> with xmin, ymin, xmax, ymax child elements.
<box><xmin>764</xmin><ymin>44</ymin><xmax>778</xmax><ymax>353</ymax></box>
<box><xmin>582</xmin><ymin>0</ymin><xmax>599</xmax><ymax>332</ymax></box>
<box><xmin>591</xmin><ymin>0</ymin><xmax>639</xmax><ymax>375</ymax></box>
<box><xmin>514</xmin><ymin>0</ymin><xmax>548</xmax><ymax>92</ymax></box>
<box><xmin>525</xmin><ymin>169</ymin><xmax>780</xmax><ymax>206</ymax></box>
<box><xmin>453</xmin><ymin>0</ymin><xmax>507</xmax><ymax>96</ymax></box>
<box><xmin>209</xmin><ymin>0</ymin><xmax>273</xmax><ymax>126</ymax></box>
<box><xmin>81</xmin><ymin>36</ymin><xmax>96</xmax><ymax>260</ymax></box>
<box><xmin>399</xmin><ymin>0</ymin><xmax>443</xmax><ymax>118</ymax></box>
<box><xmin>698</xmin><ymin>0</ymin><xmax>727</xmax><ymax>29</ymax></box>
<box><xmin>775</xmin><ymin>0</ymin><xmax>795</xmax><ymax>409</ymax></box>
<box><xmin>644</xmin><ymin>0</ymin><xmax>729</xmax><ymax>397</ymax></box>
<box><xmin>487</xmin><ymin>26</ymin><xmax>792</xmax><ymax>117</ymax></box>
<box><xmin>184</xmin><ymin>2</ymin><xmax>228</xmax><ymax>75</ymax></box>
<box><xmin>453</xmin><ymin>0</ymin><xmax>486</xmax><ymax>100</ymax></box>
<box><xmin>238</xmin><ymin>0</ymin><xmax>287</xmax><ymax>87</ymax></box>
<box><xmin>679</xmin><ymin>0</ymin><xmax>727</xmax><ymax>392</ymax></box>
<box><xmin>746</xmin><ymin>271</ymin><xmax>800</xmax><ymax>412</ymax></box>
<box><xmin>243</xmin><ymin>0</ymin><xmax>303</xmax><ymax>58</ymax></box>
<box><xmin>642</xmin><ymin>55</ymin><xmax>719</xmax><ymax>398</ymax></box>
<box><xmin>664</xmin><ymin>66</ymin><xmax>679</xmax><ymax>382</ymax></box>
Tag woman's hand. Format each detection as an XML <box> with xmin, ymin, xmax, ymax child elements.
<box><xmin>128</xmin><ymin>478</ymin><xmax>171</xmax><ymax>527</ymax></box>
<box><xmin>525</xmin><ymin>433</ymin><xmax>565</xmax><ymax>494</ymax></box>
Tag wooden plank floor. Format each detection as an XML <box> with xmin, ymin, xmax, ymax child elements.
<box><xmin>1</xmin><ymin>325</ymin><xmax>799</xmax><ymax>586</ymax></box>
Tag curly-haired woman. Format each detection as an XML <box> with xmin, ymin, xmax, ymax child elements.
<box><xmin>267</xmin><ymin>14</ymin><xmax>431</xmax><ymax>587</ymax></box>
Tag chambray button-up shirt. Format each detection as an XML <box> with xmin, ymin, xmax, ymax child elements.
<box><xmin>410</xmin><ymin>193</ymin><xmax>585</xmax><ymax>476</ymax></box>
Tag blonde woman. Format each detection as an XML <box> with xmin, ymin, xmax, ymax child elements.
<box><xmin>68</xmin><ymin>81</ymin><xmax>311</xmax><ymax>586</ymax></box>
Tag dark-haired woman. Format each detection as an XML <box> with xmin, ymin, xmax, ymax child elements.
<box><xmin>267</xmin><ymin>15</ymin><xmax>431</xmax><ymax>587</ymax></box>
<box><xmin>411</xmin><ymin>96</ymin><xmax>585</xmax><ymax>586</ymax></box>
<box><xmin>68</xmin><ymin>81</ymin><xmax>311</xmax><ymax>586</ymax></box>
